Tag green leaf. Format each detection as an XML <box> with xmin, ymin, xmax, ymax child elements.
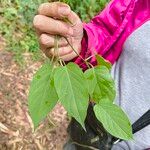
<box><xmin>28</xmin><ymin>63</ymin><xmax>58</xmax><ymax>129</ymax></box>
<box><xmin>96</xmin><ymin>54</ymin><xmax>112</xmax><ymax>70</ymax></box>
<box><xmin>94</xmin><ymin>101</ymin><xmax>133</xmax><ymax>140</ymax></box>
<box><xmin>84</xmin><ymin>66</ymin><xmax>116</xmax><ymax>103</ymax></box>
<box><xmin>54</xmin><ymin>62</ymin><xmax>89</xmax><ymax>129</ymax></box>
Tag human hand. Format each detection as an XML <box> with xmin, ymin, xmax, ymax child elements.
<box><xmin>33</xmin><ymin>2</ymin><xmax>83</xmax><ymax>61</ymax></box>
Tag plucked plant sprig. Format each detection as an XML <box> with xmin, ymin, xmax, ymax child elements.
<box><xmin>28</xmin><ymin>0</ymin><xmax>133</xmax><ymax>141</ymax></box>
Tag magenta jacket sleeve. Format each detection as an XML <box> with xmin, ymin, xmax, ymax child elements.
<box><xmin>73</xmin><ymin>0</ymin><xmax>150</xmax><ymax>69</ymax></box>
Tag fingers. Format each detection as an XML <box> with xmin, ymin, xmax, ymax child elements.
<box><xmin>38</xmin><ymin>2</ymin><xmax>71</xmax><ymax>18</ymax></box>
<box><xmin>45</xmin><ymin>51</ymin><xmax>77</xmax><ymax>62</ymax></box>
<box><xmin>67</xmin><ymin>11</ymin><xmax>81</xmax><ymax>26</ymax></box>
<box><xmin>39</xmin><ymin>34</ymin><xmax>68</xmax><ymax>48</ymax></box>
<box><xmin>45</xmin><ymin>45</ymin><xmax>73</xmax><ymax>58</ymax></box>
<box><xmin>60</xmin><ymin>43</ymin><xmax>81</xmax><ymax>61</ymax></box>
<box><xmin>60</xmin><ymin>51</ymin><xmax>78</xmax><ymax>61</ymax></box>
<box><xmin>44</xmin><ymin>42</ymin><xmax>81</xmax><ymax>61</ymax></box>
<box><xmin>34</xmin><ymin>2</ymin><xmax>83</xmax><ymax>62</ymax></box>
<box><xmin>33</xmin><ymin>15</ymin><xmax>74</xmax><ymax>37</ymax></box>
<box><xmin>38</xmin><ymin>2</ymin><xmax>81</xmax><ymax>26</ymax></box>
<box><xmin>45</xmin><ymin>48</ymin><xmax>77</xmax><ymax>61</ymax></box>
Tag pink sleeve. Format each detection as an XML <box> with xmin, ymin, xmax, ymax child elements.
<box><xmin>73</xmin><ymin>0</ymin><xmax>132</xmax><ymax>69</ymax></box>
<box><xmin>73</xmin><ymin>0</ymin><xmax>150</xmax><ymax>70</ymax></box>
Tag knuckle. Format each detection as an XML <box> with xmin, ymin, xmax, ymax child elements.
<box><xmin>39</xmin><ymin>34</ymin><xmax>47</xmax><ymax>45</ymax></box>
<box><xmin>38</xmin><ymin>3</ymin><xmax>45</xmax><ymax>14</ymax></box>
<box><xmin>61</xmin><ymin>26</ymin><xmax>70</xmax><ymax>35</ymax></box>
<box><xmin>55</xmin><ymin>22</ymin><xmax>61</xmax><ymax>31</ymax></box>
<box><xmin>54</xmin><ymin>2</ymin><xmax>59</xmax><ymax>14</ymax></box>
<box><xmin>55</xmin><ymin>23</ymin><xmax>63</xmax><ymax>34</ymax></box>
<box><xmin>33</xmin><ymin>15</ymin><xmax>43</xmax><ymax>29</ymax></box>
<box><xmin>40</xmin><ymin>34</ymin><xmax>52</xmax><ymax>47</ymax></box>
<box><xmin>38</xmin><ymin>3</ymin><xmax>50</xmax><ymax>14</ymax></box>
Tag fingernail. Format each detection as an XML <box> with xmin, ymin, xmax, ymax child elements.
<box><xmin>58</xmin><ymin>6</ymin><xmax>70</xmax><ymax>16</ymax></box>
<box><xmin>68</xmin><ymin>28</ymin><xmax>74</xmax><ymax>36</ymax></box>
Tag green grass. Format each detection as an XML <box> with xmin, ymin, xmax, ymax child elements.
<box><xmin>62</xmin><ymin>0</ymin><xmax>108</xmax><ymax>22</ymax></box>
<box><xmin>0</xmin><ymin>0</ymin><xmax>108</xmax><ymax>66</ymax></box>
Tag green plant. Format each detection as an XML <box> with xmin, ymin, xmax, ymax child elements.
<box><xmin>0</xmin><ymin>0</ymin><xmax>47</xmax><ymax>65</ymax></box>
<box><xmin>28</xmin><ymin>16</ymin><xmax>133</xmax><ymax>141</ymax></box>
<box><xmin>28</xmin><ymin>53</ymin><xmax>133</xmax><ymax>140</ymax></box>
<box><xmin>61</xmin><ymin>0</ymin><xmax>109</xmax><ymax>22</ymax></box>
<box><xmin>0</xmin><ymin>0</ymin><xmax>108</xmax><ymax>66</ymax></box>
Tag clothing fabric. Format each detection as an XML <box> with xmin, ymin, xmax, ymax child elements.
<box><xmin>111</xmin><ymin>20</ymin><xmax>150</xmax><ymax>150</ymax></box>
<box><xmin>73</xmin><ymin>0</ymin><xmax>150</xmax><ymax>69</ymax></box>
<box><xmin>71</xmin><ymin>0</ymin><xmax>150</xmax><ymax>149</ymax></box>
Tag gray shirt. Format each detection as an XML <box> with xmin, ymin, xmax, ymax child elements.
<box><xmin>112</xmin><ymin>21</ymin><xmax>150</xmax><ymax>150</ymax></box>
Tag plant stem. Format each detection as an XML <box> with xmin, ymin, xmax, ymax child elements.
<box><xmin>59</xmin><ymin>59</ymin><xmax>64</xmax><ymax>66</ymax></box>
<box><xmin>71</xmin><ymin>141</ymin><xmax>99</xmax><ymax>150</ymax></box>
<box><xmin>50</xmin><ymin>35</ymin><xmax>59</xmax><ymax>66</ymax></box>
<box><xmin>62</xmin><ymin>59</ymin><xmax>66</xmax><ymax>66</ymax></box>
<box><xmin>85</xmin><ymin>54</ymin><xmax>95</xmax><ymax>61</ymax></box>
<box><xmin>54</xmin><ymin>35</ymin><xmax>66</xmax><ymax>67</ymax></box>
<box><xmin>50</xmin><ymin>51</ymin><xmax>55</xmax><ymax>66</ymax></box>
<box><xmin>55</xmin><ymin>35</ymin><xmax>59</xmax><ymax>58</ymax></box>
<box><xmin>52</xmin><ymin>10</ymin><xmax>93</xmax><ymax>69</ymax></box>
<box><xmin>64</xmin><ymin>37</ymin><xmax>91</xmax><ymax>69</ymax></box>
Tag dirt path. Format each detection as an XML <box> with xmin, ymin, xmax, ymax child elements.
<box><xmin>0</xmin><ymin>50</ymin><xmax>69</xmax><ymax>150</ymax></box>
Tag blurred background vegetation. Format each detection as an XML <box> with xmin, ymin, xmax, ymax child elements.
<box><xmin>0</xmin><ymin>0</ymin><xmax>108</xmax><ymax>66</ymax></box>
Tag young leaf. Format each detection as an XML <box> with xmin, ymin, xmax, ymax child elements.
<box><xmin>84</xmin><ymin>66</ymin><xmax>116</xmax><ymax>103</ymax></box>
<box><xmin>96</xmin><ymin>54</ymin><xmax>112</xmax><ymax>70</ymax></box>
<box><xmin>28</xmin><ymin>63</ymin><xmax>58</xmax><ymax>129</ymax></box>
<box><xmin>94</xmin><ymin>100</ymin><xmax>133</xmax><ymax>140</ymax></box>
<box><xmin>54</xmin><ymin>62</ymin><xmax>89</xmax><ymax>129</ymax></box>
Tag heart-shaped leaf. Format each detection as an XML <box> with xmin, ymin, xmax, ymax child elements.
<box><xmin>54</xmin><ymin>62</ymin><xmax>89</xmax><ymax>129</ymax></box>
<box><xmin>84</xmin><ymin>66</ymin><xmax>116</xmax><ymax>103</ymax></box>
<box><xmin>94</xmin><ymin>100</ymin><xmax>133</xmax><ymax>140</ymax></box>
<box><xmin>96</xmin><ymin>54</ymin><xmax>112</xmax><ymax>70</ymax></box>
<box><xmin>28</xmin><ymin>63</ymin><xmax>58</xmax><ymax>129</ymax></box>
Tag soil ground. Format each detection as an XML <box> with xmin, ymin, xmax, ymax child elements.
<box><xmin>0</xmin><ymin>36</ymin><xmax>69</xmax><ymax>150</ymax></box>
